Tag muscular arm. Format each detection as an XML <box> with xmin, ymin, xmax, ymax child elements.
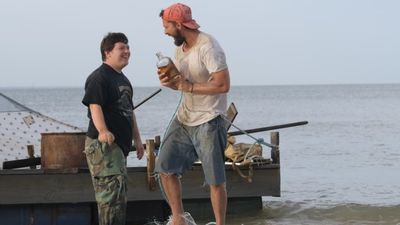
<box><xmin>187</xmin><ymin>69</ymin><xmax>230</xmax><ymax>95</ymax></box>
<box><xmin>159</xmin><ymin>68</ymin><xmax>230</xmax><ymax>95</ymax></box>
<box><xmin>89</xmin><ymin>104</ymin><xmax>114</xmax><ymax>145</ymax></box>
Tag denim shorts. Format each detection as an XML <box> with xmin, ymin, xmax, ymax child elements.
<box><xmin>155</xmin><ymin>116</ymin><xmax>227</xmax><ymax>185</ymax></box>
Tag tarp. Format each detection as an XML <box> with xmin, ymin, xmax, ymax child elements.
<box><xmin>0</xmin><ymin>92</ymin><xmax>83</xmax><ymax>169</ymax></box>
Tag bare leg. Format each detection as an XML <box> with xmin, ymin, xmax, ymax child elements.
<box><xmin>160</xmin><ymin>173</ymin><xmax>187</xmax><ymax>225</ymax></box>
<box><xmin>210</xmin><ymin>183</ymin><xmax>227</xmax><ymax>225</ymax></box>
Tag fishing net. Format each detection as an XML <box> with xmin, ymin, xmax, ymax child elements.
<box><xmin>0</xmin><ymin>92</ymin><xmax>83</xmax><ymax>169</ymax></box>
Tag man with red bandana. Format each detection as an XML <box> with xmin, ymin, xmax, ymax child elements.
<box><xmin>155</xmin><ymin>3</ymin><xmax>230</xmax><ymax>225</ymax></box>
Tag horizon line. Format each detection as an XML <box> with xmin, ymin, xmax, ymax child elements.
<box><xmin>1</xmin><ymin>82</ymin><xmax>400</xmax><ymax>89</ymax></box>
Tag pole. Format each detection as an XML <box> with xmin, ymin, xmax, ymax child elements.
<box><xmin>133</xmin><ymin>88</ymin><xmax>162</xmax><ymax>110</ymax></box>
<box><xmin>228</xmin><ymin>121</ymin><xmax>308</xmax><ymax>136</ymax></box>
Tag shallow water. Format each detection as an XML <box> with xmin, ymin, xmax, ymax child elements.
<box><xmin>1</xmin><ymin>84</ymin><xmax>399</xmax><ymax>224</ymax></box>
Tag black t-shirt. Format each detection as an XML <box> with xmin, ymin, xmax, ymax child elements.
<box><xmin>82</xmin><ymin>63</ymin><xmax>134</xmax><ymax>156</ymax></box>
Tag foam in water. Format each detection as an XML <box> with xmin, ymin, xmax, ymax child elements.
<box><xmin>147</xmin><ymin>212</ymin><xmax>197</xmax><ymax>225</ymax></box>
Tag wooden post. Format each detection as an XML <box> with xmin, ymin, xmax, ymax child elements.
<box><xmin>27</xmin><ymin>145</ymin><xmax>36</xmax><ymax>169</ymax></box>
<box><xmin>270</xmin><ymin>132</ymin><xmax>280</xmax><ymax>164</ymax></box>
<box><xmin>146</xmin><ymin>139</ymin><xmax>156</xmax><ymax>191</ymax></box>
<box><xmin>154</xmin><ymin>136</ymin><xmax>161</xmax><ymax>149</ymax></box>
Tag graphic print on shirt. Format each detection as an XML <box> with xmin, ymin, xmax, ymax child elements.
<box><xmin>117</xmin><ymin>85</ymin><xmax>133</xmax><ymax>121</ymax></box>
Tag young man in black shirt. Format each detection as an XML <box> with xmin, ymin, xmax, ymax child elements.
<box><xmin>82</xmin><ymin>32</ymin><xmax>144</xmax><ymax>225</ymax></box>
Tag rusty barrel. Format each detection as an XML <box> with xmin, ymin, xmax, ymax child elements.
<box><xmin>41</xmin><ymin>132</ymin><xmax>87</xmax><ymax>169</ymax></box>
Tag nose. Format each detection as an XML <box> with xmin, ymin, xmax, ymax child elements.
<box><xmin>164</xmin><ymin>29</ymin><xmax>170</xmax><ymax>36</ymax></box>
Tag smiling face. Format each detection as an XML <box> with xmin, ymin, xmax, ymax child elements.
<box><xmin>104</xmin><ymin>42</ymin><xmax>130</xmax><ymax>72</ymax></box>
<box><xmin>162</xmin><ymin>20</ymin><xmax>185</xmax><ymax>46</ymax></box>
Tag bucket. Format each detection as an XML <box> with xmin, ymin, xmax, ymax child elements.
<box><xmin>41</xmin><ymin>132</ymin><xmax>87</xmax><ymax>169</ymax></box>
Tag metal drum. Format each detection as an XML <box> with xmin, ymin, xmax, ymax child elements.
<box><xmin>41</xmin><ymin>132</ymin><xmax>87</xmax><ymax>169</ymax></box>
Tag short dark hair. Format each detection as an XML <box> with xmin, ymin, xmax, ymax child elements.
<box><xmin>100</xmin><ymin>32</ymin><xmax>128</xmax><ymax>61</ymax></box>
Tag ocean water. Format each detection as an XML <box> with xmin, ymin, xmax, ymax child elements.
<box><xmin>1</xmin><ymin>84</ymin><xmax>399</xmax><ymax>225</ymax></box>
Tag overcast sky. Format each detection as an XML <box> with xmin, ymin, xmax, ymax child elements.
<box><xmin>1</xmin><ymin>0</ymin><xmax>399</xmax><ymax>87</ymax></box>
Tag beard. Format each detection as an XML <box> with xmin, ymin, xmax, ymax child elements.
<box><xmin>173</xmin><ymin>30</ymin><xmax>185</xmax><ymax>46</ymax></box>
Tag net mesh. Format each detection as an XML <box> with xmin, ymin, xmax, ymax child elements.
<box><xmin>0</xmin><ymin>92</ymin><xmax>83</xmax><ymax>169</ymax></box>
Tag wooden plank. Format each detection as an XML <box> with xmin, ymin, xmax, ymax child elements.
<box><xmin>2</xmin><ymin>157</ymin><xmax>41</xmax><ymax>169</ymax></box>
<box><xmin>27</xmin><ymin>145</ymin><xmax>36</xmax><ymax>169</ymax></box>
<box><xmin>146</xmin><ymin>139</ymin><xmax>156</xmax><ymax>191</ymax></box>
<box><xmin>271</xmin><ymin>132</ymin><xmax>280</xmax><ymax>164</ymax></box>
<box><xmin>0</xmin><ymin>165</ymin><xmax>280</xmax><ymax>205</ymax></box>
<box><xmin>0</xmin><ymin>173</ymin><xmax>94</xmax><ymax>204</ymax></box>
<box><xmin>225</xmin><ymin>102</ymin><xmax>238</xmax><ymax>130</ymax></box>
<box><xmin>180</xmin><ymin>167</ymin><xmax>280</xmax><ymax>199</ymax></box>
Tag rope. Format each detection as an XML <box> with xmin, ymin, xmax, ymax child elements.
<box><xmin>220</xmin><ymin>115</ymin><xmax>277</xmax><ymax>149</ymax></box>
<box><xmin>243</xmin><ymin>142</ymin><xmax>260</xmax><ymax>160</ymax></box>
<box><xmin>156</xmin><ymin>90</ymin><xmax>184</xmax><ymax>205</ymax></box>
<box><xmin>156</xmin><ymin>90</ymin><xmax>277</xmax><ymax>207</ymax></box>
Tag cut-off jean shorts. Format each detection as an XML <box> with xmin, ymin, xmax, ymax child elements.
<box><xmin>155</xmin><ymin>115</ymin><xmax>227</xmax><ymax>185</ymax></box>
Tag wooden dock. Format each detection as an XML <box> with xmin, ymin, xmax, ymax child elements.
<box><xmin>0</xmin><ymin>132</ymin><xmax>281</xmax><ymax>225</ymax></box>
<box><xmin>0</xmin><ymin>165</ymin><xmax>279</xmax><ymax>224</ymax></box>
<box><xmin>0</xmin><ymin>92</ymin><xmax>310</xmax><ymax>224</ymax></box>
<box><xmin>0</xmin><ymin>164</ymin><xmax>280</xmax><ymax>205</ymax></box>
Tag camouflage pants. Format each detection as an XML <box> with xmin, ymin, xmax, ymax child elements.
<box><xmin>84</xmin><ymin>137</ymin><xmax>128</xmax><ymax>225</ymax></box>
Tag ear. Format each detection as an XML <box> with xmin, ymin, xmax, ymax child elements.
<box><xmin>104</xmin><ymin>50</ymin><xmax>112</xmax><ymax>60</ymax></box>
<box><xmin>176</xmin><ymin>22</ymin><xmax>183</xmax><ymax>30</ymax></box>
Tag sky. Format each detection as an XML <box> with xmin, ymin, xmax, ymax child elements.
<box><xmin>1</xmin><ymin>0</ymin><xmax>399</xmax><ymax>87</ymax></box>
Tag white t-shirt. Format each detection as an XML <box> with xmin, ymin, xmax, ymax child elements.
<box><xmin>175</xmin><ymin>32</ymin><xmax>228</xmax><ymax>126</ymax></box>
